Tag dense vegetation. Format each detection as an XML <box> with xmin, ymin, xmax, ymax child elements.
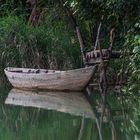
<box><xmin>0</xmin><ymin>0</ymin><xmax>140</xmax><ymax>139</ymax></box>
<box><xmin>0</xmin><ymin>0</ymin><xmax>139</xmax><ymax>79</ymax></box>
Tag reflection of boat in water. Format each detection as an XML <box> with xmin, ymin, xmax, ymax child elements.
<box><xmin>4</xmin><ymin>66</ymin><xmax>97</xmax><ymax>91</ymax></box>
<box><xmin>5</xmin><ymin>89</ymin><xmax>94</xmax><ymax>118</ymax></box>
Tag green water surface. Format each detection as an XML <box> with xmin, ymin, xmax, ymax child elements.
<box><xmin>0</xmin><ymin>87</ymin><xmax>140</xmax><ymax>140</ymax></box>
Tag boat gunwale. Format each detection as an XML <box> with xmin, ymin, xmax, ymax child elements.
<box><xmin>4</xmin><ymin>66</ymin><xmax>95</xmax><ymax>75</ymax></box>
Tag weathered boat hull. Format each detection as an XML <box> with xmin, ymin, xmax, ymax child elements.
<box><xmin>4</xmin><ymin>66</ymin><xmax>97</xmax><ymax>91</ymax></box>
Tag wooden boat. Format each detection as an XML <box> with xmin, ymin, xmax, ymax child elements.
<box><xmin>5</xmin><ymin>89</ymin><xmax>94</xmax><ymax>118</ymax></box>
<box><xmin>4</xmin><ymin>66</ymin><xmax>97</xmax><ymax>91</ymax></box>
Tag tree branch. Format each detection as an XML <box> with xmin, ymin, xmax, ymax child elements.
<box><xmin>59</xmin><ymin>0</ymin><xmax>87</xmax><ymax>66</ymax></box>
<box><xmin>94</xmin><ymin>16</ymin><xmax>104</xmax><ymax>50</ymax></box>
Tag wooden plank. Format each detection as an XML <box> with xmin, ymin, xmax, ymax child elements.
<box><xmin>5</xmin><ymin>89</ymin><xmax>94</xmax><ymax>118</ymax></box>
<box><xmin>86</xmin><ymin>49</ymin><xmax>121</xmax><ymax>64</ymax></box>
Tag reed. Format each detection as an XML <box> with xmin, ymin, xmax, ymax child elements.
<box><xmin>0</xmin><ymin>16</ymin><xmax>81</xmax><ymax>85</ymax></box>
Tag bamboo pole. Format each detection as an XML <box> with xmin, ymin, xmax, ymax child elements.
<box><xmin>59</xmin><ymin>0</ymin><xmax>87</xmax><ymax>66</ymax></box>
<box><xmin>76</xmin><ymin>26</ymin><xmax>87</xmax><ymax>66</ymax></box>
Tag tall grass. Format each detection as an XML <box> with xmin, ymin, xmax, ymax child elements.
<box><xmin>0</xmin><ymin>16</ymin><xmax>81</xmax><ymax>84</ymax></box>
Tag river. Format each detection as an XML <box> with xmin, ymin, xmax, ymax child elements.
<box><xmin>0</xmin><ymin>87</ymin><xmax>139</xmax><ymax>140</ymax></box>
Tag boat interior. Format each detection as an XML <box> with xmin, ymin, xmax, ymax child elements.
<box><xmin>5</xmin><ymin>67</ymin><xmax>60</xmax><ymax>74</ymax></box>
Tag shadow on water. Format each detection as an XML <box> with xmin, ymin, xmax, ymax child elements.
<box><xmin>0</xmin><ymin>86</ymin><xmax>140</xmax><ymax>140</ymax></box>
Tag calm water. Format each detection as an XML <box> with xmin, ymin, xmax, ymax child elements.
<box><xmin>0</xmin><ymin>87</ymin><xmax>140</xmax><ymax>140</ymax></box>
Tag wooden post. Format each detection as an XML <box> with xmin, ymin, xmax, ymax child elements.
<box><xmin>94</xmin><ymin>16</ymin><xmax>104</xmax><ymax>50</ymax></box>
<box><xmin>76</xmin><ymin>26</ymin><xmax>87</xmax><ymax>66</ymax></box>
<box><xmin>59</xmin><ymin>0</ymin><xmax>87</xmax><ymax>66</ymax></box>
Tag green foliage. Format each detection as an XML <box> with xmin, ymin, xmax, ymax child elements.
<box><xmin>64</xmin><ymin>0</ymin><xmax>140</xmax><ymax>50</ymax></box>
<box><xmin>121</xmin><ymin>22</ymin><xmax>140</xmax><ymax>134</ymax></box>
<box><xmin>124</xmin><ymin>22</ymin><xmax>140</xmax><ymax>95</ymax></box>
<box><xmin>0</xmin><ymin>0</ymin><xmax>27</xmax><ymax>17</ymax></box>
<box><xmin>0</xmin><ymin>0</ymin><xmax>140</xmax><ymax>139</ymax></box>
<box><xmin>0</xmin><ymin>15</ymin><xmax>81</xmax><ymax>84</ymax></box>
